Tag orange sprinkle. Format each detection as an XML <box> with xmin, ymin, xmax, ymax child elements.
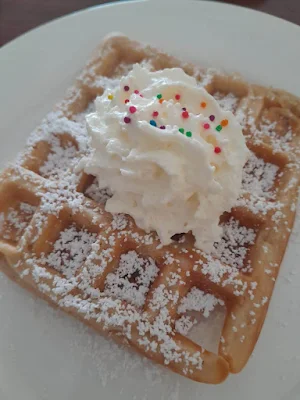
<box><xmin>201</xmin><ymin>101</ymin><xmax>207</xmax><ymax>108</ymax></box>
<box><xmin>221</xmin><ymin>119</ymin><xmax>229</xmax><ymax>127</ymax></box>
<box><xmin>159</xmin><ymin>98</ymin><xmax>164</xmax><ymax>104</ymax></box>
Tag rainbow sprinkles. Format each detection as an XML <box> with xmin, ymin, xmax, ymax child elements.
<box><xmin>112</xmin><ymin>83</ymin><xmax>232</xmax><ymax>153</ymax></box>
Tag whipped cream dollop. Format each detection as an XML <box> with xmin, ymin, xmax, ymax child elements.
<box><xmin>82</xmin><ymin>65</ymin><xmax>249</xmax><ymax>251</ymax></box>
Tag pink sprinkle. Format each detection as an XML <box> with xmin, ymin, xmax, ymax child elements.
<box><xmin>160</xmin><ymin>125</ymin><xmax>166</xmax><ymax>129</ymax></box>
<box><xmin>129</xmin><ymin>106</ymin><xmax>137</xmax><ymax>114</ymax></box>
<box><xmin>124</xmin><ymin>85</ymin><xmax>130</xmax><ymax>91</ymax></box>
<box><xmin>175</xmin><ymin>94</ymin><xmax>181</xmax><ymax>100</ymax></box>
<box><xmin>209</xmin><ymin>115</ymin><xmax>215</xmax><ymax>122</ymax></box>
<box><xmin>152</xmin><ymin>111</ymin><xmax>159</xmax><ymax>117</ymax></box>
<box><xmin>134</xmin><ymin>90</ymin><xmax>139</xmax><ymax>94</ymax></box>
<box><xmin>204</xmin><ymin>123</ymin><xmax>210</xmax><ymax>129</ymax></box>
<box><xmin>124</xmin><ymin>116</ymin><xmax>131</xmax><ymax>124</ymax></box>
<box><xmin>140</xmin><ymin>94</ymin><xmax>144</xmax><ymax>98</ymax></box>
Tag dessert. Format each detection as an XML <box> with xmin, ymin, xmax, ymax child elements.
<box><xmin>0</xmin><ymin>35</ymin><xmax>299</xmax><ymax>384</ymax></box>
<box><xmin>80</xmin><ymin>64</ymin><xmax>249</xmax><ymax>251</ymax></box>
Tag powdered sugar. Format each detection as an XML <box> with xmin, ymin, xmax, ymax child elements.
<box><xmin>178</xmin><ymin>287</ymin><xmax>224</xmax><ymax>317</ymax></box>
<box><xmin>0</xmin><ymin>202</ymin><xmax>36</xmax><ymax>242</ymax></box>
<box><xmin>214</xmin><ymin>92</ymin><xmax>239</xmax><ymax>113</ymax></box>
<box><xmin>27</xmin><ymin>111</ymin><xmax>89</xmax><ymax>153</ymax></box>
<box><xmin>242</xmin><ymin>152</ymin><xmax>279</xmax><ymax>199</ymax></box>
<box><xmin>0</xmin><ymin>38</ymin><xmax>299</xmax><ymax>384</ymax></box>
<box><xmin>235</xmin><ymin>151</ymin><xmax>283</xmax><ymax>216</ymax></box>
<box><xmin>105</xmin><ymin>251</ymin><xmax>159</xmax><ymax>307</ymax></box>
<box><xmin>43</xmin><ymin>224</ymin><xmax>97</xmax><ymax>279</ymax></box>
<box><xmin>253</xmin><ymin>115</ymin><xmax>294</xmax><ymax>153</ymax></box>
<box><xmin>39</xmin><ymin>139</ymin><xmax>80</xmax><ymax>180</ymax></box>
<box><xmin>213</xmin><ymin>218</ymin><xmax>256</xmax><ymax>269</ymax></box>
<box><xmin>85</xmin><ymin>180</ymin><xmax>113</xmax><ymax>204</ymax></box>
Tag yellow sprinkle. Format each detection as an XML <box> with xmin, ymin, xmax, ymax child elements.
<box><xmin>108</xmin><ymin>94</ymin><xmax>114</xmax><ymax>100</ymax></box>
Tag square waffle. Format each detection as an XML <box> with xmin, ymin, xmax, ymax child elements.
<box><xmin>0</xmin><ymin>35</ymin><xmax>299</xmax><ymax>384</ymax></box>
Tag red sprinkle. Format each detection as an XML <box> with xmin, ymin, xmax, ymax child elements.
<box><xmin>204</xmin><ymin>123</ymin><xmax>210</xmax><ymax>129</ymax></box>
<box><xmin>124</xmin><ymin>116</ymin><xmax>131</xmax><ymax>124</ymax></box>
<box><xmin>214</xmin><ymin>146</ymin><xmax>222</xmax><ymax>154</ymax></box>
<box><xmin>129</xmin><ymin>106</ymin><xmax>137</xmax><ymax>114</ymax></box>
<box><xmin>175</xmin><ymin>94</ymin><xmax>181</xmax><ymax>100</ymax></box>
<box><xmin>140</xmin><ymin>94</ymin><xmax>144</xmax><ymax>98</ymax></box>
<box><xmin>152</xmin><ymin>111</ymin><xmax>159</xmax><ymax>117</ymax></box>
<box><xmin>134</xmin><ymin>90</ymin><xmax>139</xmax><ymax>94</ymax></box>
<box><xmin>124</xmin><ymin>99</ymin><xmax>130</xmax><ymax>104</ymax></box>
<box><xmin>182</xmin><ymin>111</ymin><xmax>189</xmax><ymax>119</ymax></box>
<box><xmin>160</xmin><ymin>125</ymin><xmax>166</xmax><ymax>129</ymax></box>
<box><xmin>124</xmin><ymin>85</ymin><xmax>130</xmax><ymax>91</ymax></box>
<box><xmin>182</xmin><ymin>107</ymin><xmax>187</xmax><ymax>111</ymax></box>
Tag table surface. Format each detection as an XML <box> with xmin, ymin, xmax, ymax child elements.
<box><xmin>1</xmin><ymin>0</ymin><xmax>299</xmax><ymax>46</ymax></box>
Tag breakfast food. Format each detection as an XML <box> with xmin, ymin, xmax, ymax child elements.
<box><xmin>0</xmin><ymin>34</ymin><xmax>299</xmax><ymax>384</ymax></box>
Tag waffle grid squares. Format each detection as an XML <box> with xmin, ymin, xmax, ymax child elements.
<box><xmin>0</xmin><ymin>35</ymin><xmax>299</xmax><ymax>384</ymax></box>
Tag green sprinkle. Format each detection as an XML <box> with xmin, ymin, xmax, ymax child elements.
<box><xmin>157</xmin><ymin>94</ymin><xmax>162</xmax><ymax>99</ymax></box>
<box><xmin>186</xmin><ymin>131</ymin><xmax>192</xmax><ymax>137</ymax></box>
<box><xmin>179</xmin><ymin>128</ymin><xmax>185</xmax><ymax>134</ymax></box>
<box><xmin>216</xmin><ymin>125</ymin><xmax>222</xmax><ymax>132</ymax></box>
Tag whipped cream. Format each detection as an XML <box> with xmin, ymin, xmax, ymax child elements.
<box><xmin>82</xmin><ymin>65</ymin><xmax>249</xmax><ymax>251</ymax></box>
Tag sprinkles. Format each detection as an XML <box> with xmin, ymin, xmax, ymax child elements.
<box><xmin>221</xmin><ymin>119</ymin><xmax>229</xmax><ymax>127</ymax></box>
<box><xmin>129</xmin><ymin>106</ymin><xmax>137</xmax><ymax>114</ymax></box>
<box><xmin>108</xmin><ymin>94</ymin><xmax>114</xmax><ymax>100</ymax></box>
<box><xmin>124</xmin><ymin>116</ymin><xmax>131</xmax><ymax>124</ymax></box>
<box><xmin>118</xmin><ymin>84</ymin><xmax>229</xmax><ymax>148</ymax></box>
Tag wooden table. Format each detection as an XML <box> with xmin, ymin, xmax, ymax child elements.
<box><xmin>1</xmin><ymin>0</ymin><xmax>299</xmax><ymax>46</ymax></box>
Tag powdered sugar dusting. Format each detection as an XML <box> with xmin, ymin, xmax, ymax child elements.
<box><xmin>0</xmin><ymin>36</ymin><xmax>299</xmax><ymax>384</ymax></box>
<box><xmin>178</xmin><ymin>287</ymin><xmax>224</xmax><ymax>317</ymax></box>
<box><xmin>214</xmin><ymin>92</ymin><xmax>239</xmax><ymax>113</ymax></box>
<box><xmin>43</xmin><ymin>224</ymin><xmax>97</xmax><ymax>279</ymax></box>
<box><xmin>0</xmin><ymin>202</ymin><xmax>36</xmax><ymax>242</ymax></box>
<box><xmin>213</xmin><ymin>218</ymin><xmax>256</xmax><ymax>270</ymax></box>
<box><xmin>241</xmin><ymin>152</ymin><xmax>279</xmax><ymax>199</ymax></box>
<box><xmin>85</xmin><ymin>180</ymin><xmax>113</xmax><ymax>204</ymax></box>
<box><xmin>39</xmin><ymin>139</ymin><xmax>80</xmax><ymax>180</ymax></box>
<box><xmin>105</xmin><ymin>251</ymin><xmax>159</xmax><ymax>307</ymax></box>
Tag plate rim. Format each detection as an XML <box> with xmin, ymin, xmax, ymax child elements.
<box><xmin>0</xmin><ymin>1</ymin><xmax>299</xmax><ymax>400</ymax></box>
<box><xmin>1</xmin><ymin>0</ymin><xmax>300</xmax><ymax>52</ymax></box>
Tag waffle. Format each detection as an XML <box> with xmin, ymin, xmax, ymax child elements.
<box><xmin>0</xmin><ymin>35</ymin><xmax>299</xmax><ymax>384</ymax></box>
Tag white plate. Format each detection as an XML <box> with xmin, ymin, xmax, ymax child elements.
<box><xmin>0</xmin><ymin>1</ymin><xmax>299</xmax><ymax>399</ymax></box>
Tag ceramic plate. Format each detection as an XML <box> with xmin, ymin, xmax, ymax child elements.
<box><xmin>0</xmin><ymin>1</ymin><xmax>299</xmax><ymax>399</ymax></box>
